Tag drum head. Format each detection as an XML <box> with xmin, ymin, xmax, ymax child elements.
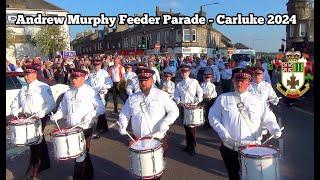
<box><xmin>241</xmin><ymin>146</ymin><xmax>278</xmax><ymax>158</ymax></box>
<box><xmin>130</xmin><ymin>139</ymin><xmax>162</xmax><ymax>152</ymax></box>
<box><xmin>52</xmin><ymin>127</ymin><xmax>83</xmax><ymax>136</ymax></box>
<box><xmin>9</xmin><ymin>118</ymin><xmax>38</xmax><ymax>125</ymax></box>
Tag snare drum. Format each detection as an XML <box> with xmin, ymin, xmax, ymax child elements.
<box><xmin>9</xmin><ymin>118</ymin><xmax>43</xmax><ymax>146</ymax></box>
<box><xmin>52</xmin><ymin>127</ymin><xmax>86</xmax><ymax>160</ymax></box>
<box><xmin>129</xmin><ymin>138</ymin><xmax>165</xmax><ymax>179</ymax></box>
<box><xmin>183</xmin><ymin>107</ymin><xmax>204</xmax><ymax>127</ymax></box>
<box><xmin>240</xmin><ymin>145</ymin><xmax>280</xmax><ymax>180</ymax></box>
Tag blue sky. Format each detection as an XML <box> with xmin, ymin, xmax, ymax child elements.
<box><xmin>47</xmin><ymin>0</ymin><xmax>288</xmax><ymax>52</ymax></box>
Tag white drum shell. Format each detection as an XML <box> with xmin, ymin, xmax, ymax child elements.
<box><xmin>129</xmin><ymin>139</ymin><xmax>165</xmax><ymax>178</ymax></box>
<box><xmin>183</xmin><ymin>108</ymin><xmax>204</xmax><ymax>127</ymax></box>
<box><xmin>240</xmin><ymin>147</ymin><xmax>280</xmax><ymax>180</ymax></box>
<box><xmin>9</xmin><ymin>119</ymin><xmax>43</xmax><ymax>146</ymax></box>
<box><xmin>52</xmin><ymin>129</ymin><xmax>86</xmax><ymax>160</ymax></box>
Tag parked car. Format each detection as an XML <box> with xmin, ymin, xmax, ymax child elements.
<box><xmin>6</xmin><ymin>72</ymin><xmax>70</xmax><ymax>116</ymax></box>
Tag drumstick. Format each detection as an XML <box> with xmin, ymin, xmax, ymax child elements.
<box><xmin>51</xmin><ymin>112</ymin><xmax>61</xmax><ymax>132</ymax></box>
<box><xmin>266</xmin><ymin>97</ymin><xmax>282</xmax><ymax>103</ymax></box>
<box><xmin>24</xmin><ymin>108</ymin><xmax>48</xmax><ymax>122</ymax></box>
<box><xmin>262</xmin><ymin>127</ymin><xmax>284</xmax><ymax>145</ymax></box>
<box><xmin>145</xmin><ymin>135</ymin><xmax>155</xmax><ymax>147</ymax></box>
<box><xmin>116</xmin><ymin>121</ymin><xmax>136</xmax><ymax>143</ymax></box>
<box><xmin>65</xmin><ymin>120</ymin><xmax>87</xmax><ymax>133</ymax></box>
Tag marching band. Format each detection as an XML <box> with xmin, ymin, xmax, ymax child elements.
<box><xmin>8</xmin><ymin>55</ymin><xmax>284</xmax><ymax>180</ymax></box>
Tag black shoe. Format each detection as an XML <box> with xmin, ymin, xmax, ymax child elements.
<box><xmin>183</xmin><ymin>147</ymin><xmax>190</xmax><ymax>152</ymax></box>
<box><xmin>92</xmin><ymin>133</ymin><xmax>100</xmax><ymax>139</ymax></box>
<box><xmin>189</xmin><ymin>149</ymin><xmax>196</xmax><ymax>156</ymax></box>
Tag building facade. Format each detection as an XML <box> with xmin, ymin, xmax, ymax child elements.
<box><xmin>71</xmin><ymin>7</ymin><xmax>232</xmax><ymax>58</ymax></box>
<box><xmin>6</xmin><ymin>0</ymin><xmax>71</xmax><ymax>62</ymax></box>
<box><xmin>286</xmin><ymin>0</ymin><xmax>314</xmax><ymax>55</ymax></box>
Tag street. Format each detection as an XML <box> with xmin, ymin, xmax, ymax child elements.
<box><xmin>6</xmin><ymin>92</ymin><xmax>314</xmax><ymax>180</ymax></box>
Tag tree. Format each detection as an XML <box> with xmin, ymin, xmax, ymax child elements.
<box><xmin>32</xmin><ymin>25</ymin><xmax>68</xmax><ymax>58</ymax></box>
<box><xmin>6</xmin><ymin>26</ymin><xmax>14</xmax><ymax>48</ymax></box>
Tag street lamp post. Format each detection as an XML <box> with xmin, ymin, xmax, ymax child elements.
<box><xmin>200</xmin><ymin>2</ymin><xmax>220</xmax><ymax>10</ymax></box>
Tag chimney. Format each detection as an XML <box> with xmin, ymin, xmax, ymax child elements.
<box><xmin>156</xmin><ymin>6</ymin><xmax>161</xmax><ymax>16</ymax></box>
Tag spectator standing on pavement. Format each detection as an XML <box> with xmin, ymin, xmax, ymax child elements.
<box><xmin>147</xmin><ymin>59</ymin><xmax>161</xmax><ymax>87</ymax></box>
<box><xmin>43</xmin><ymin>61</ymin><xmax>54</xmax><ymax>80</ymax></box>
<box><xmin>6</xmin><ymin>59</ymin><xmax>16</xmax><ymax>72</ymax></box>
<box><xmin>208</xmin><ymin>68</ymin><xmax>282</xmax><ymax>180</ymax></box>
<box><xmin>15</xmin><ymin>59</ymin><xmax>24</xmax><ymax>72</ymax></box>
<box><xmin>50</xmin><ymin>69</ymin><xmax>105</xmax><ymax>180</ymax></box>
<box><xmin>10</xmin><ymin>65</ymin><xmax>56</xmax><ymax>179</ymax></box>
<box><xmin>161</xmin><ymin>67</ymin><xmax>175</xmax><ymax>99</ymax></box>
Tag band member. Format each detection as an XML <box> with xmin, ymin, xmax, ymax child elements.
<box><xmin>86</xmin><ymin>59</ymin><xmax>113</xmax><ymax>139</ymax></box>
<box><xmin>208</xmin><ymin>68</ymin><xmax>282</xmax><ymax>180</ymax></box>
<box><xmin>108</xmin><ymin>57</ymin><xmax>126</xmax><ymax>113</ymax></box>
<box><xmin>118</xmin><ymin>67</ymin><xmax>179</xmax><ymax>179</ymax></box>
<box><xmin>200</xmin><ymin>70</ymin><xmax>217</xmax><ymax>128</ymax></box>
<box><xmin>220</xmin><ymin>62</ymin><xmax>233</xmax><ymax>93</ymax></box>
<box><xmin>248</xmin><ymin>66</ymin><xmax>280</xmax><ymax>137</ymax></box>
<box><xmin>174</xmin><ymin>64</ymin><xmax>203</xmax><ymax>156</ymax></box>
<box><xmin>50</xmin><ymin>69</ymin><xmax>105</xmax><ymax>180</ymax></box>
<box><xmin>125</xmin><ymin>62</ymin><xmax>145</xmax><ymax>96</ymax></box>
<box><xmin>10</xmin><ymin>65</ymin><xmax>56</xmax><ymax>179</ymax></box>
<box><xmin>161</xmin><ymin>68</ymin><xmax>175</xmax><ymax>99</ymax></box>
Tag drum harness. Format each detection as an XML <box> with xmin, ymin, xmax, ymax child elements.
<box><xmin>139</xmin><ymin>95</ymin><xmax>159</xmax><ymax>178</ymax></box>
<box><xmin>234</xmin><ymin>93</ymin><xmax>262</xmax><ymax>178</ymax></box>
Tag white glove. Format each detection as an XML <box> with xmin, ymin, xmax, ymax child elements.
<box><xmin>152</xmin><ymin>132</ymin><xmax>165</xmax><ymax>139</ymax></box>
<box><xmin>272</xmin><ymin>131</ymin><xmax>282</xmax><ymax>139</ymax></box>
<box><xmin>50</xmin><ymin>114</ymin><xmax>59</xmax><ymax>122</ymax></box>
<box><xmin>99</xmin><ymin>88</ymin><xmax>108</xmax><ymax>94</ymax></box>
<box><xmin>159</xmin><ymin>123</ymin><xmax>170</xmax><ymax>133</ymax></box>
<box><xmin>11</xmin><ymin>110</ymin><xmax>19</xmax><ymax>117</ymax></box>
<box><xmin>35</xmin><ymin>110</ymin><xmax>46</xmax><ymax>119</ymax></box>
<box><xmin>119</xmin><ymin>128</ymin><xmax>127</xmax><ymax>135</ymax></box>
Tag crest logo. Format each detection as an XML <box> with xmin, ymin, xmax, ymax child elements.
<box><xmin>276</xmin><ymin>51</ymin><xmax>310</xmax><ymax>98</ymax></box>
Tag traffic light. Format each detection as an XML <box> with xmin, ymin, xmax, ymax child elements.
<box><xmin>140</xmin><ymin>37</ymin><xmax>146</xmax><ymax>49</ymax></box>
<box><xmin>280</xmin><ymin>44</ymin><xmax>284</xmax><ymax>52</ymax></box>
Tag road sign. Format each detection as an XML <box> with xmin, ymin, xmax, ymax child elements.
<box><xmin>155</xmin><ymin>43</ymin><xmax>160</xmax><ymax>50</ymax></box>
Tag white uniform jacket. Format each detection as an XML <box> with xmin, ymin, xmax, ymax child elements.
<box><xmin>53</xmin><ymin>84</ymin><xmax>105</xmax><ymax>129</ymax></box>
<box><xmin>118</xmin><ymin>87</ymin><xmax>179</xmax><ymax>139</ymax></box>
<box><xmin>86</xmin><ymin>69</ymin><xmax>113</xmax><ymax>93</ymax></box>
<box><xmin>10</xmin><ymin>79</ymin><xmax>55</xmax><ymax>116</ymax></box>
<box><xmin>208</xmin><ymin>91</ymin><xmax>281</xmax><ymax>146</ymax></box>
<box><xmin>201</xmin><ymin>82</ymin><xmax>217</xmax><ymax>99</ymax></box>
<box><xmin>248</xmin><ymin>81</ymin><xmax>279</xmax><ymax>106</ymax></box>
<box><xmin>174</xmin><ymin>78</ymin><xmax>203</xmax><ymax>104</ymax></box>
<box><xmin>161</xmin><ymin>80</ymin><xmax>175</xmax><ymax>98</ymax></box>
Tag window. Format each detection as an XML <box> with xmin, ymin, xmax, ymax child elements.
<box><xmin>183</xmin><ymin>29</ymin><xmax>191</xmax><ymax>42</ymax></box>
<box><xmin>191</xmin><ymin>29</ymin><xmax>196</xmax><ymax>42</ymax></box>
<box><xmin>299</xmin><ymin>23</ymin><xmax>307</xmax><ymax>37</ymax></box>
<box><xmin>176</xmin><ymin>30</ymin><xmax>182</xmax><ymax>42</ymax></box>
<box><xmin>156</xmin><ymin>32</ymin><xmax>161</xmax><ymax>43</ymax></box>
<box><xmin>165</xmin><ymin>31</ymin><xmax>169</xmax><ymax>43</ymax></box>
<box><xmin>289</xmin><ymin>25</ymin><xmax>294</xmax><ymax>37</ymax></box>
<box><xmin>183</xmin><ymin>29</ymin><xmax>197</xmax><ymax>42</ymax></box>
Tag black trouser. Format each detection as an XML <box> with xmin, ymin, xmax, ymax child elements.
<box><xmin>109</xmin><ymin>81</ymin><xmax>128</xmax><ymax>112</ymax></box>
<box><xmin>203</xmin><ymin>98</ymin><xmax>215</xmax><ymax>127</ymax></box>
<box><xmin>184</xmin><ymin>126</ymin><xmax>196</xmax><ymax>152</ymax></box>
<box><xmin>220</xmin><ymin>144</ymin><xmax>241</xmax><ymax>180</ymax></box>
<box><xmin>74</xmin><ymin>128</ymin><xmax>94</xmax><ymax>180</ymax></box>
<box><xmin>26</xmin><ymin>116</ymin><xmax>50</xmax><ymax>177</ymax></box>
<box><xmin>221</xmin><ymin>79</ymin><xmax>232</xmax><ymax>93</ymax></box>
<box><xmin>96</xmin><ymin>113</ymin><xmax>108</xmax><ymax>133</ymax></box>
<box><xmin>268</xmin><ymin>70</ymin><xmax>273</xmax><ymax>81</ymax></box>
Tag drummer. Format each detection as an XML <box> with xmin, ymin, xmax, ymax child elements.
<box><xmin>200</xmin><ymin>68</ymin><xmax>217</xmax><ymax>128</ymax></box>
<box><xmin>208</xmin><ymin>68</ymin><xmax>282</xmax><ymax>180</ymax></box>
<box><xmin>50</xmin><ymin>68</ymin><xmax>105</xmax><ymax>179</ymax></box>
<box><xmin>174</xmin><ymin>64</ymin><xmax>203</xmax><ymax>156</ymax></box>
<box><xmin>117</xmin><ymin>67</ymin><xmax>179</xmax><ymax>171</ymax></box>
<box><xmin>10</xmin><ymin>65</ymin><xmax>56</xmax><ymax>179</ymax></box>
<box><xmin>161</xmin><ymin>67</ymin><xmax>175</xmax><ymax>99</ymax></box>
<box><xmin>86</xmin><ymin>59</ymin><xmax>113</xmax><ymax>139</ymax></box>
